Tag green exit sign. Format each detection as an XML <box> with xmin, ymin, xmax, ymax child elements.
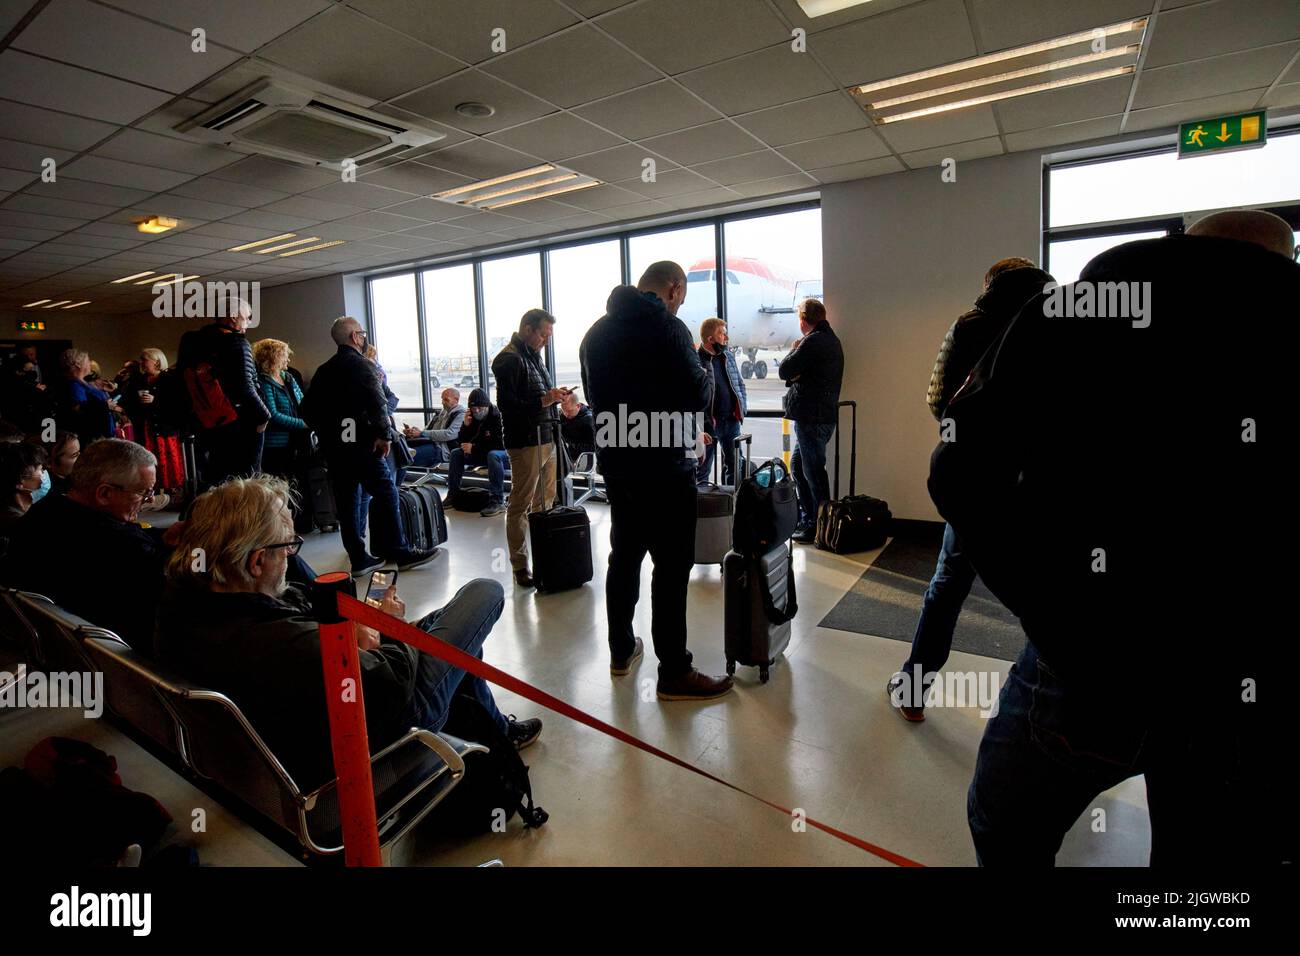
<box><xmin>18</xmin><ymin>320</ymin><xmax>46</xmax><ymax>331</ymax></box>
<box><xmin>1179</xmin><ymin>111</ymin><xmax>1266</xmax><ymax>158</ymax></box>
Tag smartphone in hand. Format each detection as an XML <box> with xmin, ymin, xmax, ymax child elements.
<box><xmin>365</xmin><ymin>569</ymin><xmax>397</xmax><ymax>608</ymax></box>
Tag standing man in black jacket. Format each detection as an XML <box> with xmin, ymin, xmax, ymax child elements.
<box><xmin>888</xmin><ymin>257</ymin><xmax>1051</xmax><ymax>722</ymax></box>
<box><xmin>779</xmin><ymin>298</ymin><xmax>844</xmax><ymax>543</ymax></box>
<box><xmin>176</xmin><ymin>298</ymin><xmax>270</xmax><ymax>486</ymax></box>
<box><xmin>300</xmin><ymin>316</ymin><xmax>434</xmax><ymax>577</ymax></box>
<box><xmin>491</xmin><ymin>309</ymin><xmax>564</xmax><ymax>588</ymax></box>
<box><xmin>580</xmin><ymin>261</ymin><xmax>732</xmax><ymax>701</ymax></box>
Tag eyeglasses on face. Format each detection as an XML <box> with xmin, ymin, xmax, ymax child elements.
<box><xmin>105</xmin><ymin>483</ymin><xmax>154</xmax><ymax>503</ymax></box>
<box><xmin>257</xmin><ymin>535</ymin><xmax>304</xmax><ymax>557</ymax></box>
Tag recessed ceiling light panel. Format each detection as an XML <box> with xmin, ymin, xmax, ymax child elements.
<box><xmin>433</xmin><ymin>163</ymin><xmax>603</xmax><ymax>212</ymax></box>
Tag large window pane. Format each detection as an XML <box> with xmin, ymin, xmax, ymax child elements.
<box><xmin>481</xmin><ymin>252</ymin><xmax>543</xmax><ymax>397</ymax></box>
<box><xmin>628</xmin><ymin>224</ymin><xmax>718</xmax><ymax>334</ymax></box>
<box><xmin>1049</xmin><ymin>133</ymin><xmax>1300</xmax><ymax>228</ymax></box>
<box><xmin>420</xmin><ymin>262</ymin><xmax>478</xmax><ymax>429</ymax></box>
<box><xmin>369</xmin><ymin>273</ymin><xmax>421</xmax><ymax>422</ymax></box>
<box><xmin>549</xmin><ymin>240</ymin><xmax>621</xmax><ymax>393</ymax></box>
<box><xmin>1047</xmin><ymin>229</ymin><xmax>1169</xmax><ymax>285</ymax></box>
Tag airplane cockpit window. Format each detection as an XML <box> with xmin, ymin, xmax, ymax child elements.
<box><xmin>725</xmin><ymin>271</ymin><xmax>739</xmax><ymax>284</ymax></box>
<box><xmin>688</xmin><ymin>270</ymin><xmax>712</xmax><ymax>281</ymax></box>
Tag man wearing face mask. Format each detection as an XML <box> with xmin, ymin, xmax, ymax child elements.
<box><xmin>301</xmin><ymin>317</ymin><xmax>436</xmax><ymax>578</ymax></box>
<box><xmin>402</xmin><ymin>387</ymin><xmax>466</xmax><ymax>468</ymax></box>
<box><xmin>580</xmin><ymin>262</ymin><xmax>729</xmax><ymax>701</ymax></box>
<box><xmin>445</xmin><ymin>388</ymin><xmax>508</xmax><ymax>514</ymax></box>
<box><xmin>1</xmin><ymin>439</ymin><xmax>179</xmax><ymax>648</ymax></box>
<box><xmin>0</xmin><ymin>442</ymin><xmax>48</xmax><ymax>546</ymax></box>
<box><xmin>1</xmin><ymin>355</ymin><xmax>52</xmax><ymax>436</ymax></box>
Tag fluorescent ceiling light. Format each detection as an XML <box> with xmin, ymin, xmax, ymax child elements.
<box><xmin>256</xmin><ymin>236</ymin><xmax>321</xmax><ymax>254</ymax></box>
<box><xmin>486</xmin><ymin>179</ymin><xmax>601</xmax><ymax>210</ymax></box>
<box><xmin>62</xmin><ymin>301</ymin><xmax>91</xmax><ymax>309</ymax></box>
<box><xmin>23</xmin><ymin>299</ymin><xmax>51</xmax><ymax>307</ymax></box>
<box><xmin>870</xmin><ymin>45</ymin><xmax>1137</xmax><ymax>109</ymax></box>
<box><xmin>797</xmin><ymin>0</ymin><xmax>875</xmax><ymax>16</ymax></box>
<box><xmin>42</xmin><ymin>300</ymin><xmax>72</xmax><ymax>308</ymax></box>
<box><xmin>137</xmin><ymin>216</ymin><xmax>178</xmax><ymax>234</ymax></box>
<box><xmin>877</xmin><ymin>65</ymin><xmax>1135</xmax><ymax>123</ymax></box>
<box><xmin>137</xmin><ymin>273</ymin><xmax>180</xmax><ymax>284</ymax></box>
<box><xmin>177</xmin><ymin>275</ymin><xmax>200</xmax><ymax>282</ymax></box>
<box><xmin>228</xmin><ymin>233</ymin><xmax>297</xmax><ymax>252</ymax></box>
<box><xmin>434</xmin><ymin>165</ymin><xmax>555</xmax><ymax>200</ymax></box>
<box><xmin>112</xmin><ymin>271</ymin><xmax>155</xmax><ymax>283</ymax></box>
<box><xmin>854</xmin><ymin>18</ymin><xmax>1147</xmax><ymax>95</ymax></box>
<box><xmin>471</xmin><ymin>173</ymin><xmax>579</xmax><ymax>205</ymax></box>
<box><xmin>278</xmin><ymin>240</ymin><xmax>346</xmax><ymax>257</ymax></box>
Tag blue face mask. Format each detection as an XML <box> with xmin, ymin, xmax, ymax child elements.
<box><xmin>31</xmin><ymin>468</ymin><xmax>51</xmax><ymax>503</ymax></box>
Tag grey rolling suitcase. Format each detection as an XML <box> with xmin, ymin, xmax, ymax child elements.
<box><xmin>723</xmin><ymin>542</ymin><xmax>797</xmax><ymax>683</ymax></box>
<box><xmin>694</xmin><ymin>431</ymin><xmax>748</xmax><ymax>566</ymax></box>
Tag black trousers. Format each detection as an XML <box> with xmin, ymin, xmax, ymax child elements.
<box><xmin>604</xmin><ymin>469</ymin><xmax>696</xmax><ymax>679</ymax></box>
<box><xmin>198</xmin><ymin>419</ymin><xmax>263</xmax><ymax>488</ymax></box>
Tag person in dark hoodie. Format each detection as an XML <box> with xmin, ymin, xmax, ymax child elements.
<box><xmin>175</xmin><ymin>297</ymin><xmax>271</xmax><ymax>486</ymax></box>
<box><xmin>931</xmin><ymin>210</ymin><xmax>1297</xmax><ymax>865</ymax></box>
<box><xmin>445</xmin><ymin>388</ymin><xmax>509</xmax><ymax>513</ymax></box>
<box><xmin>888</xmin><ymin>257</ymin><xmax>1052</xmax><ymax>722</ymax></box>
<box><xmin>580</xmin><ymin>261</ymin><xmax>732</xmax><ymax>701</ymax></box>
<box><xmin>779</xmin><ymin>298</ymin><xmax>844</xmax><ymax>542</ymax></box>
<box><xmin>299</xmin><ymin>316</ymin><xmax>434</xmax><ymax>577</ymax></box>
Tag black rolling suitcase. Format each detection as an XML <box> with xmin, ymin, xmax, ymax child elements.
<box><xmin>815</xmin><ymin>400</ymin><xmax>892</xmax><ymax>554</ymax></box>
<box><xmin>694</xmin><ymin>431</ymin><xmax>743</xmax><ymax>566</ymax></box>
<box><xmin>724</xmin><ymin>543</ymin><xmax>797</xmax><ymax>683</ymax></box>
<box><xmin>302</xmin><ymin>453</ymin><xmax>339</xmax><ymax>533</ymax></box>
<box><xmin>399</xmin><ymin>469</ymin><xmax>448</xmax><ymax>552</ymax></box>
<box><xmin>527</xmin><ymin>425</ymin><xmax>592</xmax><ymax>592</ymax></box>
<box><xmin>179</xmin><ymin>434</ymin><xmax>199</xmax><ymax>519</ymax></box>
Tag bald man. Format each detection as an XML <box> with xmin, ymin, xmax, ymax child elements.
<box><xmin>1186</xmin><ymin>208</ymin><xmax>1296</xmax><ymax>259</ymax></box>
<box><xmin>580</xmin><ymin>261</ymin><xmax>731</xmax><ymax>701</ymax></box>
<box><xmin>932</xmin><ymin>212</ymin><xmax>1298</xmax><ymax>865</ymax></box>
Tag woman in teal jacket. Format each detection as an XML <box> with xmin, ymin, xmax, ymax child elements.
<box><xmin>253</xmin><ymin>338</ymin><xmax>310</xmax><ymax>485</ymax></box>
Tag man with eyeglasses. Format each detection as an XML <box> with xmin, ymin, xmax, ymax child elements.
<box><xmin>1</xmin><ymin>438</ymin><xmax>178</xmax><ymax>649</ymax></box>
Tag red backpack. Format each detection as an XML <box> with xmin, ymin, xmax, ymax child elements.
<box><xmin>184</xmin><ymin>360</ymin><xmax>238</xmax><ymax>429</ymax></box>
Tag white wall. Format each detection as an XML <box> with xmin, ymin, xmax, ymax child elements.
<box><xmin>821</xmin><ymin>150</ymin><xmax>1043</xmax><ymax>520</ymax></box>
<box><xmin>252</xmin><ymin>274</ymin><xmax>349</xmax><ymax>383</ymax></box>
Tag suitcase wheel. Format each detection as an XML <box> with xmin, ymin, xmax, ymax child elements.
<box><xmin>759</xmin><ymin>666</ymin><xmax>770</xmax><ymax>684</ymax></box>
<box><xmin>725</xmin><ymin>660</ymin><xmax>735</xmax><ymax>677</ymax></box>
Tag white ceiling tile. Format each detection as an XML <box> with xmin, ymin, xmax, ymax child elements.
<box><xmin>0</xmin><ymin>100</ymin><xmax>118</xmax><ymax>152</ymax></box>
<box><xmin>1123</xmin><ymin>89</ymin><xmax>1270</xmax><ymax>133</ymax></box>
<box><xmin>167</xmin><ymin>177</ymin><xmax>289</xmax><ymax>208</ymax></box>
<box><xmin>809</xmin><ymin>156</ymin><xmax>906</xmax><ymax>183</ymax></box>
<box><xmin>62</xmin><ymin>155</ymin><xmax>196</xmax><ymax>191</ymax></box>
<box><xmin>616</xmin><ymin>167</ymin><xmax>715</xmax><ymax>198</ymax></box>
<box><xmin>564</xmin><ymin>144</ymin><xmax>679</xmax><ymax>182</ymax></box>
<box><xmin>348</xmin><ymin>0</ymin><xmax>578</xmax><ymax>65</ymax></box>
<box><xmin>539</xmin><ymin>182</ymin><xmax>641</xmax><ymax>211</ymax></box>
<box><xmin>678</xmin><ymin>45</ymin><xmax>837</xmax><ymax>115</ymax></box>
<box><xmin>99</xmin><ymin>0</ymin><xmax>333</xmax><ymax>54</ymax></box>
<box><xmin>0</xmin><ymin>168</ymin><xmax>37</xmax><ymax>191</ymax></box>
<box><xmin>640</xmin><ymin>121</ymin><xmax>766</xmax><ymax>166</ymax></box>
<box><xmin>1144</xmin><ymin>0</ymin><xmax>1300</xmax><ymax>68</ymax></box>
<box><xmin>573</xmin><ymin>80</ymin><xmax>721</xmax><ymax>140</ymax></box>
<box><xmin>901</xmin><ymin>136</ymin><xmax>1004</xmax><ymax>168</ymax></box>
<box><xmin>813</xmin><ymin>0</ymin><xmax>977</xmax><ymax>88</ymax></box>
<box><xmin>206</xmin><ymin>156</ymin><xmax>338</xmax><ymax>192</ymax></box>
<box><xmin>972</xmin><ymin>0</ymin><xmax>1151</xmax><ymax>50</ymax></box>
<box><xmin>778</xmin><ymin>127</ymin><xmax>892</xmax><ymax>169</ymax></box>
<box><xmin>1133</xmin><ymin>44</ymin><xmax>1298</xmax><ymax>109</ymax></box>
<box><xmin>221</xmin><ymin>209</ymin><xmax>322</xmax><ymax>230</ymax></box>
<box><xmin>0</xmin><ymin>209</ymin><xmax>88</xmax><ymax>232</ymax></box>
<box><xmin>391</xmin><ymin>70</ymin><xmax>557</xmax><ymax>135</ymax></box>
<box><xmin>420</xmin><ymin>138</ymin><xmax>545</xmax><ymax>179</ymax></box>
<box><xmin>877</xmin><ymin>105</ymin><xmax>1000</xmax><ymax>152</ymax></box>
<box><xmin>259</xmin><ymin>6</ymin><xmax>462</xmax><ymax>100</ymax></box>
<box><xmin>330</xmin><ymin>210</ymin><xmax>429</xmax><ymax>232</ymax></box>
<box><xmin>93</xmin><ymin>130</ymin><xmax>244</xmax><ymax>176</ymax></box>
<box><xmin>604</xmin><ymin>0</ymin><xmax>791</xmax><ymax>75</ymax></box>
<box><xmin>20</xmin><ymin>179</ymin><xmax>155</xmax><ymax>207</ymax></box>
<box><xmin>0</xmin><ymin>139</ymin><xmax>75</xmax><ymax>172</ymax></box>
<box><xmin>486</xmin><ymin>112</ymin><xmax>625</xmax><ymax>161</ymax></box>
<box><xmin>482</xmin><ymin>25</ymin><xmax>660</xmax><ymax>109</ymax></box>
<box><xmin>14</xmin><ymin>0</ymin><xmax>242</xmax><ymax>93</ymax></box>
<box><xmin>360</xmin><ymin>161</ymin><xmax>472</xmax><ymax>196</ymax></box>
<box><xmin>151</xmin><ymin>194</ymin><xmax>250</xmax><ymax>220</ymax></box>
<box><xmin>996</xmin><ymin>75</ymin><xmax>1134</xmax><ymax>133</ymax></box>
<box><xmin>732</xmin><ymin>92</ymin><xmax>870</xmax><ymax>147</ymax></box>
<box><xmin>689</xmin><ymin>150</ymin><xmax>801</xmax><ymax>185</ymax></box>
<box><xmin>3</xmin><ymin>194</ymin><xmax>117</xmax><ymax>220</ymax></box>
<box><xmin>0</xmin><ymin>50</ymin><xmax>172</xmax><ymax>123</ymax></box>
<box><xmin>771</xmin><ymin>0</ymin><xmax>934</xmax><ymax>33</ymax></box>
<box><xmin>296</xmin><ymin>181</ymin><xmax>412</xmax><ymax>209</ymax></box>
<box><xmin>1263</xmin><ymin>82</ymin><xmax>1300</xmax><ymax>109</ymax></box>
<box><xmin>258</xmin><ymin>196</ymin><xmax>369</xmax><ymax>221</ymax></box>
<box><xmin>566</xmin><ymin>0</ymin><xmax>636</xmax><ymax>17</ymax></box>
<box><xmin>1003</xmin><ymin>115</ymin><xmax>1124</xmax><ymax>152</ymax></box>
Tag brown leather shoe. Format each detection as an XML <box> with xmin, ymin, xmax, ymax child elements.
<box><xmin>886</xmin><ymin>676</ymin><xmax>925</xmax><ymax>722</ymax></box>
<box><xmin>610</xmin><ymin>637</ymin><xmax>644</xmax><ymax>676</ymax></box>
<box><xmin>514</xmin><ymin>568</ymin><xmax>534</xmax><ymax>588</ymax></box>
<box><xmin>656</xmin><ymin>668</ymin><xmax>734</xmax><ymax>701</ymax></box>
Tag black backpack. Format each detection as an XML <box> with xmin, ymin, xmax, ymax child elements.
<box><xmin>732</xmin><ymin>459</ymin><xmax>799</xmax><ymax>555</ymax></box>
<box><xmin>429</xmin><ymin>692</ymin><xmax>547</xmax><ymax>836</ymax></box>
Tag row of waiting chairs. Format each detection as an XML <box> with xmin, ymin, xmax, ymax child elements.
<box><xmin>416</xmin><ymin>449</ymin><xmax>602</xmax><ymax>507</ymax></box>
<box><xmin>0</xmin><ymin>587</ymin><xmax>485</xmax><ymax>860</ymax></box>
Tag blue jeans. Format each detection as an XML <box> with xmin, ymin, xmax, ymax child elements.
<box><xmin>446</xmin><ymin>447</ymin><xmax>508</xmax><ymax>503</ymax></box>
<box><xmin>696</xmin><ymin>417</ymin><xmax>742</xmax><ymax>486</ymax></box>
<box><xmin>328</xmin><ymin>449</ymin><xmax>409</xmax><ymax>565</ymax></box>
<box><xmin>896</xmin><ymin>523</ymin><xmax>977</xmax><ymax>703</ymax></box>
<box><xmin>411</xmin><ymin>443</ymin><xmax>447</xmax><ymax>468</ymax></box>
<box><xmin>408</xmin><ymin>579</ymin><xmax>509</xmax><ymax>736</ymax></box>
<box><xmin>790</xmin><ymin>421</ymin><xmax>835</xmax><ymax>525</ymax></box>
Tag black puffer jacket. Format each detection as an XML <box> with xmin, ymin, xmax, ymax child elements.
<box><xmin>926</xmin><ymin>266</ymin><xmax>1052</xmax><ymax>420</ymax></box>
<box><xmin>779</xmin><ymin>319</ymin><xmax>843</xmax><ymax>424</ymax></box>
<box><xmin>492</xmin><ymin>333</ymin><xmax>556</xmax><ymax>449</ymax></box>
<box><xmin>176</xmin><ymin>322</ymin><xmax>270</xmax><ymax>427</ymax></box>
<box><xmin>580</xmin><ymin>286</ymin><xmax>710</xmax><ymax>478</ymax></box>
<box><xmin>300</xmin><ymin>344</ymin><xmax>394</xmax><ymax>457</ymax></box>
<box><xmin>455</xmin><ymin>388</ymin><xmax>505</xmax><ymax>455</ymax></box>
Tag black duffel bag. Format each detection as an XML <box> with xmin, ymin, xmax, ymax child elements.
<box><xmin>732</xmin><ymin>435</ymin><xmax>799</xmax><ymax>555</ymax></box>
<box><xmin>452</xmin><ymin>486</ymin><xmax>492</xmax><ymax>512</ymax></box>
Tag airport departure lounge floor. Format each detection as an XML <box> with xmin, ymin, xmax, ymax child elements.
<box><xmin>0</xmin><ymin>502</ymin><xmax>1151</xmax><ymax>867</ymax></box>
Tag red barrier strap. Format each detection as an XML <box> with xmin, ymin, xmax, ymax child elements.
<box><xmin>338</xmin><ymin>592</ymin><xmax>923</xmax><ymax>868</ymax></box>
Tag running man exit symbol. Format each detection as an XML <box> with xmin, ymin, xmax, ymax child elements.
<box><xmin>1179</xmin><ymin>111</ymin><xmax>1266</xmax><ymax>157</ymax></box>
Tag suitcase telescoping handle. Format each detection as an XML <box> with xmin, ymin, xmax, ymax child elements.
<box><xmin>833</xmin><ymin>400</ymin><xmax>857</xmax><ymax>500</ymax></box>
<box><xmin>732</xmin><ymin>433</ymin><xmax>752</xmax><ymax>494</ymax></box>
